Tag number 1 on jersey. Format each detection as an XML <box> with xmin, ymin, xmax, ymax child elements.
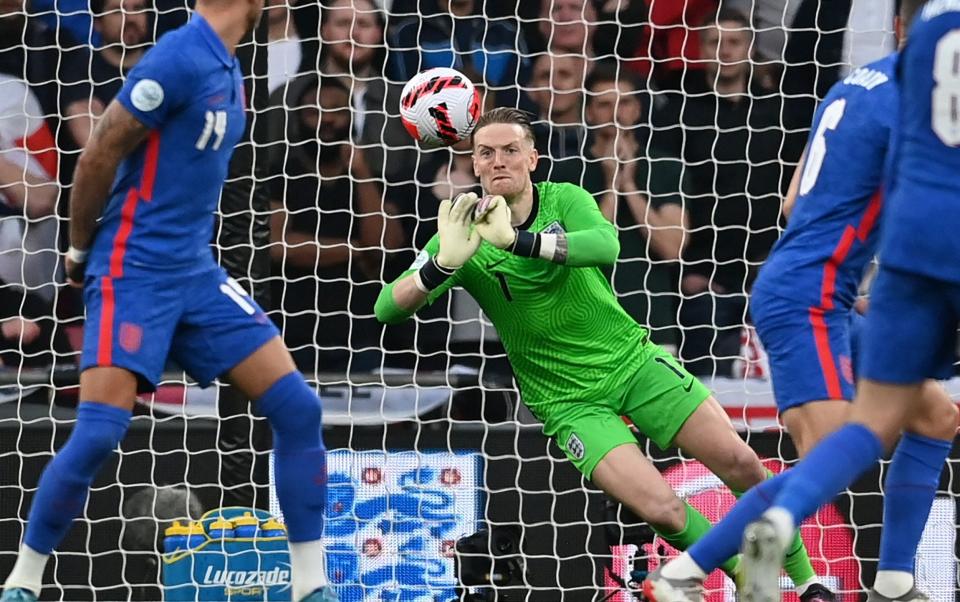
<box><xmin>495</xmin><ymin>272</ymin><xmax>513</xmax><ymax>301</ymax></box>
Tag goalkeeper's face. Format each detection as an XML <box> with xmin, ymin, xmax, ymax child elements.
<box><xmin>472</xmin><ymin>123</ymin><xmax>538</xmax><ymax>199</ymax></box>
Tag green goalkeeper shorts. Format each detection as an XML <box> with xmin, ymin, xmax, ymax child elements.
<box><xmin>541</xmin><ymin>344</ymin><xmax>711</xmax><ymax>479</ymax></box>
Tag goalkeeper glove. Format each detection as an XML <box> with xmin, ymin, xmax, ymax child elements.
<box><xmin>474</xmin><ymin>195</ymin><xmax>516</xmax><ymax>249</ymax></box>
<box><xmin>475</xmin><ymin>195</ymin><xmax>564</xmax><ymax>262</ymax></box>
<box><xmin>435</xmin><ymin>192</ymin><xmax>482</xmax><ymax>269</ymax></box>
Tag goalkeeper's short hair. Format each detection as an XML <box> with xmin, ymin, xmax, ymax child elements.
<box><xmin>472</xmin><ymin>107</ymin><xmax>536</xmax><ymax>147</ymax></box>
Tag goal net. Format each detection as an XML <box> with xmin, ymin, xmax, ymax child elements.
<box><xmin>0</xmin><ymin>1</ymin><xmax>956</xmax><ymax>601</ymax></box>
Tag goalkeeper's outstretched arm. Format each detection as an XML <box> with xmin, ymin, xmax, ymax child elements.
<box><xmin>375</xmin><ymin>193</ymin><xmax>481</xmax><ymax>324</ymax></box>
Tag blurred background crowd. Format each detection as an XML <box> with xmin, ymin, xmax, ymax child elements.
<box><xmin>0</xmin><ymin>0</ymin><xmax>900</xmax><ymax>388</ymax></box>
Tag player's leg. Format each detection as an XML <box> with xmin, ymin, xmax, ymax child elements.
<box><xmin>632</xmin><ymin>345</ymin><xmax>827</xmax><ymax>602</ymax></box>
<box><xmin>542</xmin><ymin>401</ymin><xmax>740</xmax><ymax>578</ymax></box>
<box><xmin>781</xmin><ymin>400</ymin><xmax>850</xmax><ymax>457</ymax></box>
<box><xmin>2</xmin><ymin>274</ymin><xmax>178</xmax><ymax>598</ymax></box>
<box><xmin>869</xmin><ymin>381</ymin><xmax>957</xmax><ymax>601</ymax></box>
<box><xmin>172</xmin><ymin>269</ymin><xmax>334</xmax><ymax>602</ymax></box>
<box><xmin>670</xmin><ymin>395</ymin><xmax>824</xmax><ymax>596</ymax></box>
<box><xmin>2</xmin><ymin>368</ymin><xmax>137</xmax><ymax>598</ymax></box>
<box><xmin>226</xmin><ymin>339</ymin><xmax>333</xmax><ymax>602</ymax></box>
<box><xmin>744</xmin><ymin>267</ymin><xmax>956</xmax><ymax>602</ymax></box>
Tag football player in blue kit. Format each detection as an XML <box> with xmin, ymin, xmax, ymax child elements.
<box><xmin>732</xmin><ymin>1</ymin><xmax>960</xmax><ymax>601</ymax></box>
<box><xmin>643</xmin><ymin>1</ymin><xmax>957</xmax><ymax>601</ymax></box>
<box><xmin>0</xmin><ymin>2</ymin><xmax>338</xmax><ymax>601</ymax></box>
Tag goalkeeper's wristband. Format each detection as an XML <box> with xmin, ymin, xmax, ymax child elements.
<box><xmin>509</xmin><ymin>230</ymin><xmax>566</xmax><ymax>263</ymax></box>
<box><xmin>67</xmin><ymin>245</ymin><xmax>89</xmax><ymax>264</ymax></box>
<box><xmin>413</xmin><ymin>256</ymin><xmax>456</xmax><ymax>293</ymax></box>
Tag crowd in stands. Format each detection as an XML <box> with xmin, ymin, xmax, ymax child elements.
<box><xmin>0</xmin><ymin>0</ymin><xmax>898</xmax><ymax>382</ymax></box>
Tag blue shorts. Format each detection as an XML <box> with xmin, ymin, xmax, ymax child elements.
<box><xmin>81</xmin><ymin>266</ymin><xmax>279</xmax><ymax>392</ymax></box>
<box><xmin>751</xmin><ymin>288</ymin><xmax>861</xmax><ymax>412</ymax></box>
<box><xmin>860</xmin><ymin>265</ymin><xmax>960</xmax><ymax>384</ymax></box>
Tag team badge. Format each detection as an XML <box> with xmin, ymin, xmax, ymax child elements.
<box><xmin>566</xmin><ymin>433</ymin><xmax>585</xmax><ymax>460</ymax></box>
<box><xmin>119</xmin><ymin>322</ymin><xmax>143</xmax><ymax>354</ymax></box>
<box><xmin>542</xmin><ymin>221</ymin><xmax>565</xmax><ymax>235</ymax></box>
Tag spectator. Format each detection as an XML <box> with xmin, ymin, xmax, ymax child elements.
<box><xmin>534</xmin><ymin>0</ymin><xmax>596</xmax><ymax>56</ymax></box>
<box><xmin>268</xmin><ymin>74</ymin><xmax>405</xmax><ymax>373</ymax></box>
<box><xmin>29</xmin><ymin>0</ymin><xmax>99</xmax><ymax>45</ymax></box>
<box><xmin>0</xmin><ymin>0</ymin><xmax>97</xmax><ymax>185</ymax></box>
<box><xmin>317</xmin><ymin>0</ymin><xmax>411</xmax><ymax>183</ymax></box>
<box><xmin>528</xmin><ymin>53</ymin><xmax>590</xmax><ymax>180</ymax></box>
<box><xmin>0</xmin><ymin>281</ymin><xmax>70</xmax><ymax>369</ymax></box>
<box><xmin>265</xmin><ymin>0</ymin><xmax>304</xmax><ymax>95</ymax></box>
<box><xmin>389</xmin><ymin>0</ymin><xmax>529</xmax><ymax>90</ymax></box>
<box><xmin>619</xmin><ymin>0</ymin><xmax>719</xmax><ymax>91</ymax></box>
<box><xmin>652</xmin><ymin>8</ymin><xmax>803</xmax><ymax>375</ymax></box>
<box><xmin>582</xmin><ymin>65</ymin><xmax>686</xmax><ymax>349</ymax></box>
<box><xmin>89</xmin><ymin>0</ymin><xmax>151</xmax><ymax>106</ymax></box>
<box><xmin>0</xmin><ymin>76</ymin><xmax>68</xmax><ymax>370</ymax></box>
<box><xmin>0</xmin><ymin>75</ymin><xmax>60</xmax><ymax>303</ymax></box>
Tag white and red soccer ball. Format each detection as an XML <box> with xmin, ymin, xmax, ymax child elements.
<box><xmin>400</xmin><ymin>67</ymin><xmax>480</xmax><ymax>147</ymax></box>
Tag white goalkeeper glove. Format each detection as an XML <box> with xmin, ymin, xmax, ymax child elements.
<box><xmin>473</xmin><ymin>195</ymin><xmax>516</xmax><ymax>249</ymax></box>
<box><xmin>435</xmin><ymin>192</ymin><xmax>482</xmax><ymax>269</ymax></box>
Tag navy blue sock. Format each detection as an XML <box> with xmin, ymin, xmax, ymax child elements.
<box><xmin>879</xmin><ymin>432</ymin><xmax>951</xmax><ymax>572</ymax></box>
<box><xmin>258</xmin><ymin>372</ymin><xmax>327</xmax><ymax>542</ymax></box>
<box><xmin>25</xmin><ymin>402</ymin><xmax>131</xmax><ymax>554</ymax></box>
<box><xmin>689</xmin><ymin>472</ymin><xmax>788</xmax><ymax>572</ymax></box>
<box><xmin>774</xmin><ymin>423</ymin><xmax>884</xmax><ymax>524</ymax></box>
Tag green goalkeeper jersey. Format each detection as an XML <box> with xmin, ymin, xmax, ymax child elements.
<box><xmin>376</xmin><ymin>181</ymin><xmax>653</xmax><ymax>415</ymax></box>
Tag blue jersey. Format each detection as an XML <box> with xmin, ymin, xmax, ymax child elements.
<box><xmin>754</xmin><ymin>53</ymin><xmax>899</xmax><ymax>310</ymax></box>
<box><xmin>87</xmin><ymin>15</ymin><xmax>245</xmax><ymax>277</ymax></box>
<box><xmin>882</xmin><ymin>2</ymin><xmax>960</xmax><ymax>283</ymax></box>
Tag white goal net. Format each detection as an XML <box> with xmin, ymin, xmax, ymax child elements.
<box><xmin>0</xmin><ymin>1</ymin><xmax>956</xmax><ymax>601</ymax></box>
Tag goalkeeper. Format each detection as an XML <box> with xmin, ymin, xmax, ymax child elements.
<box><xmin>374</xmin><ymin>107</ymin><xmax>833</xmax><ymax>601</ymax></box>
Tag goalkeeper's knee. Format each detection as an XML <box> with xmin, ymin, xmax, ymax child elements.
<box><xmin>257</xmin><ymin>372</ymin><xmax>324</xmax><ymax>452</ymax></box>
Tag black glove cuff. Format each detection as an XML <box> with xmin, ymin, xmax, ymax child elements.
<box><xmin>510</xmin><ymin>230</ymin><xmax>541</xmax><ymax>258</ymax></box>
<box><xmin>417</xmin><ymin>256</ymin><xmax>456</xmax><ymax>292</ymax></box>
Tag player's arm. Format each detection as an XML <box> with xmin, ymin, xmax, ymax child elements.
<box><xmin>375</xmin><ymin>194</ymin><xmax>480</xmax><ymax>324</ymax></box>
<box><xmin>782</xmin><ymin>145</ymin><xmax>807</xmax><ymax>219</ymax></box>
<box><xmin>476</xmin><ymin>185</ymin><xmax>620</xmax><ymax>267</ymax></box>
<box><xmin>67</xmin><ymin>101</ymin><xmax>150</xmax><ymax>281</ymax></box>
<box><xmin>0</xmin><ymin>157</ymin><xmax>57</xmax><ymax>218</ymax></box>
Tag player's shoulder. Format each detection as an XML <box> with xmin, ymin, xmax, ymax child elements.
<box><xmin>536</xmin><ymin>180</ymin><xmax>592</xmax><ymax>206</ymax></box>
<box><xmin>134</xmin><ymin>25</ymin><xmax>199</xmax><ymax>76</ymax></box>
<box><xmin>916</xmin><ymin>0</ymin><xmax>960</xmax><ymax>24</ymax></box>
<box><xmin>907</xmin><ymin>0</ymin><xmax>960</xmax><ymax>48</ymax></box>
<box><xmin>834</xmin><ymin>52</ymin><xmax>898</xmax><ymax>98</ymax></box>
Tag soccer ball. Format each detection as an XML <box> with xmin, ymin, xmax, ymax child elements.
<box><xmin>400</xmin><ymin>67</ymin><xmax>481</xmax><ymax>148</ymax></box>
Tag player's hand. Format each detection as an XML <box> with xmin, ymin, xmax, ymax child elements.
<box><xmin>1</xmin><ymin>318</ymin><xmax>40</xmax><ymax>345</ymax></box>
<box><xmin>435</xmin><ymin>192</ymin><xmax>482</xmax><ymax>269</ymax></box>
<box><xmin>65</xmin><ymin>254</ymin><xmax>87</xmax><ymax>288</ymax></box>
<box><xmin>474</xmin><ymin>195</ymin><xmax>516</xmax><ymax>250</ymax></box>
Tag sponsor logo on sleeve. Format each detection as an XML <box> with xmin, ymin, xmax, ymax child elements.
<box><xmin>130</xmin><ymin>79</ymin><xmax>164</xmax><ymax>112</ymax></box>
<box><xmin>409</xmin><ymin>250</ymin><xmax>430</xmax><ymax>271</ymax></box>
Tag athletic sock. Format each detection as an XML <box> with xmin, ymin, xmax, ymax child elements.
<box><xmin>876</xmin><ymin>432</ymin><xmax>950</xmax><ymax>589</ymax></box>
<box><xmin>257</xmin><ymin>372</ymin><xmax>329</xmax><ymax>600</ymax></box>
<box><xmin>654</xmin><ymin>501</ymin><xmax>740</xmax><ymax>578</ymax></box>
<box><xmin>772</xmin><ymin>423</ymin><xmax>883</xmax><ymax>529</ymax></box>
<box><xmin>9</xmin><ymin>402</ymin><xmax>131</xmax><ymax>594</ymax></box>
<box><xmin>684</xmin><ymin>470</ymin><xmax>786</xmax><ymax>579</ymax></box>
